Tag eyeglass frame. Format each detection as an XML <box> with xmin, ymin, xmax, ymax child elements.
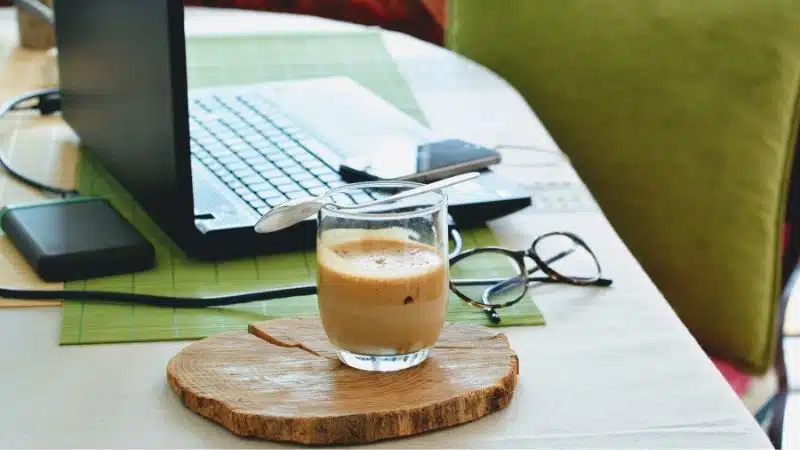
<box><xmin>448</xmin><ymin>231</ymin><xmax>613</xmax><ymax>314</ymax></box>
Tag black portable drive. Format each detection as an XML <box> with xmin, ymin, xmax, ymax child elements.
<box><xmin>0</xmin><ymin>196</ymin><xmax>155</xmax><ymax>282</ymax></box>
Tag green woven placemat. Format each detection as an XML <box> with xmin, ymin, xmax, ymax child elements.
<box><xmin>59</xmin><ymin>31</ymin><xmax>544</xmax><ymax>345</ymax></box>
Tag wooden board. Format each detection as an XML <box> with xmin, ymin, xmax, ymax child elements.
<box><xmin>166</xmin><ymin>317</ymin><xmax>519</xmax><ymax>445</ymax></box>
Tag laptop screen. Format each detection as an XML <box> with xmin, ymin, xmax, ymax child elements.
<box><xmin>54</xmin><ymin>0</ymin><xmax>195</xmax><ymax>245</ymax></box>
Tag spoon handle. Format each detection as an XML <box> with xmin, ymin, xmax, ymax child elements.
<box><xmin>337</xmin><ymin>172</ymin><xmax>481</xmax><ymax>210</ymax></box>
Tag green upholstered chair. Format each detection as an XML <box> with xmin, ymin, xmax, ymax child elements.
<box><xmin>445</xmin><ymin>0</ymin><xmax>800</xmax><ymax>444</ymax></box>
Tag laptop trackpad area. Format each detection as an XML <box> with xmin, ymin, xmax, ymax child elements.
<box><xmin>256</xmin><ymin>77</ymin><xmax>437</xmax><ymax>160</ymax></box>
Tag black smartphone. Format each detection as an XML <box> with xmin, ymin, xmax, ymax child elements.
<box><xmin>338</xmin><ymin>139</ymin><xmax>501</xmax><ymax>183</ymax></box>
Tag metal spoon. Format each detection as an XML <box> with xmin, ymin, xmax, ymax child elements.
<box><xmin>254</xmin><ymin>172</ymin><xmax>480</xmax><ymax>234</ymax></box>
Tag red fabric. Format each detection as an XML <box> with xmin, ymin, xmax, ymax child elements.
<box><xmin>0</xmin><ymin>1</ymin><xmax>445</xmax><ymax>44</ymax></box>
<box><xmin>712</xmin><ymin>358</ymin><xmax>752</xmax><ymax>395</ymax></box>
<box><xmin>183</xmin><ymin>0</ymin><xmax>445</xmax><ymax>44</ymax></box>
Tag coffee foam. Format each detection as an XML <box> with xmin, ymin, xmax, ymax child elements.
<box><xmin>318</xmin><ymin>232</ymin><xmax>443</xmax><ymax>280</ymax></box>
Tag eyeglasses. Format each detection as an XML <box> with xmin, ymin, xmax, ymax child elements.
<box><xmin>448</xmin><ymin>231</ymin><xmax>613</xmax><ymax>324</ymax></box>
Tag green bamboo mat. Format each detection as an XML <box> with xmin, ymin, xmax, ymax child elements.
<box><xmin>59</xmin><ymin>31</ymin><xmax>544</xmax><ymax>345</ymax></box>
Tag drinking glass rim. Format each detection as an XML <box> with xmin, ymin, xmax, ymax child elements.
<box><xmin>320</xmin><ymin>179</ymin><xmax>448</xmax><ymax>220</ymax></box>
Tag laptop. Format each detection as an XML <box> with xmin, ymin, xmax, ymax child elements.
<box><xmin>52</xmin><ymin>0</ymin><xmax>531</xmax><ymax>260</ymax></box>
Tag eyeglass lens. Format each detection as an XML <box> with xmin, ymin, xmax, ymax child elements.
<box><xmin>450</xmin><ymin>251</ymin><xmax>526</xmax><ymax>308</ymax></box>
<box><xmin>531</xmin><ymin>233</ymin><xmax>601</xmax><ymax>283</ymax></box>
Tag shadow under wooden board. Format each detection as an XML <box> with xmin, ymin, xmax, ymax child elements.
<box><xmin>52</xmin><ymin>31</ymin><xmax>544</xmax><ymax>345</ymax></box>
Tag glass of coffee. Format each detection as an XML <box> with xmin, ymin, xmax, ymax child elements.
<box><xmin>316</xmin><ymin>180</ymin><xmax>449</xmax><ymax>372</ymax></box>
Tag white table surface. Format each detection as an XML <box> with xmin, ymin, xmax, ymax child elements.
<box><xmin>0</xmin><ymin>7</ymin><xmax>773</xmax><ymax>449</ymax></box>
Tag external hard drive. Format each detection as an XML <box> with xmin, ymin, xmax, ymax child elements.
<box><xmin>0</xmin><ymin>196</ymin><xmax>155</xmax><ymax>282</ymax></box>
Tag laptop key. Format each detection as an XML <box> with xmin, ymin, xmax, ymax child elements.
<box><xmin>253</xmin><ymin>167</ymin><xmax>283</xmax><ymax>179</ymax></box>
<box><xmin>249</xmin><ymin>199</ymin><xmax>268</xmax><ymax>209</ymax></box>
<box><xmin>215</xmin><ymin>149</ymin><xmax>237</xmax><ymax>159</ymax></box>
<box><xmin>301</xmin><ymin>158</ymin><xmax>325</xmax><ymax>168</ymax></box>
<box><xmin>196</xmin><ymin>135</ymin><xmax>218</xmax><ymax>147</ymax></box>
<box><xmin>225</xmin><ymin>161</ymin><xmax>247</xmax><ymax>172</ymax></box>
<box><xmin>259</xmin><ymin>126</ymin><xmax>285</xmax><ymax>138</ymax></box>
<box><xmin>273</xmin><ymin>160</ymin><xmax>297</xmax><ymax>171</ymax></box>
<box><xmin>278</xmin><ymin>181</ymin><xmax>304</xmax><ymax>192</ymax></box>
<box><xmin>284</xmin><ymin>190</ymin><xmax>310</xmax><ymax>200</ymax></box>
<box><xmin>211</xmin><ymin>149</ymin><xmax>236</xmax><ymax>160</ymax></box>
<box><xmin>310</xmin><ymin>166</ymin><xmax>334</xmax><ymax>177</ymax></box>
<box><xmin>270</xmin><ymin>153</ymin><xmax>293</xmax><ymax>163</ymax></box>
<box><xmin>292</xmin><ymin>171</ymin><xmax>316</xmax><ymax>182</ymax></box>
<box><xmin>299</xmin><ymin>159</ymin><xmax>324</xmax><ymax>169</ymax></box>
<box><xmin>277</xmin><ymin>159</ymin><xmax>303</xmax><ymax>170</ymax></box>
<box><xmin>239</xmin><ymin>149</ymin><xmax>261</xmax><ymax>160</ymax></box>
<box><xmin>261</xmin><ymin>194</ymin><xmax>287</xmax><ymax>204</ymax></box>
<box><xmin>265</xmin><ymin>194</ymin><xmax>289</xmax><ymax>206</ymax></box>
<box><xmin>239</xmin><ymin>129</ymin><xmax>262</xmax><ymax>141</ymax></box>
<box><xmin>232</xmin><ymin>167</ymin><xmax>256</xmax><ymax>178</ymax></box>
<box><xmin>257</xmin><ymin>188</ymin><xmax>282</xmax><ymax>201</ymax></box>
<box><xmin>244</xmin><ymin>158</ymin><xmax>269</xmax><ymax>168</ymax></box>
<box><xmin>259</xmin><ymin>164</ymin><xmax>283</xmax><ymax>174</ymax></box>
<box><xmin>293</xmin><ymin>152</ymin><xmax>316</xmax><ymax>162</ymax></box>
<box><xmin>282</xmin><ymin>165</ymin><xmax>305</xmax><ymax>175</ymax></box>
<box><xmin>270</xmin><ymin>135</ymin><xmax>294</xmax><ymax>147</ymax></box>
<box><xmin>308</xmin><ymin>186</ymin><xmax>329</xmax><ymax>196</ymax></box>
<box><xmin>229</xmin><ymin>142</ymin><xmax>251</xmax><ymax>153</ymax></box>
<box><xmin>257</xmin><ymin>206</ymin><xmax>271</xmax><ymax>215</ymax></box>
<box><xmin>318</xmin><ymin>172</ymin><xmax>340</xmax><ymax>183</ymax></box>
<box><xmin>212</xmin><ymin>128</ymin><xmax>236</xmax><ymax>140</ymax></box>
<box><xmin>229</xmin><ymin>121</ymin><xmax>251</xmax><ymax>132</ymax></box>
<box><xmin>248</xmin><ymin>181</ymin><xmax>271</xmax><ymax>191</ymax></box>
<box><xmin>255</xmin><ymin>142</ymin><xmax>281</xmax><ymax>156</ymax></box>
<box><xmin>284</xmin><ymin>149</ymin><xmax>309</xmax><ymax>161</ymax></box>
<box><xmin>270</xmin><ymin>176</ymin><xmax>294</xmax><ymax>187</ymax></box>
<box><xmin>242</xmin><ymin>193</ymin><xmax>258</xmax><ymax>202</ymax></box>
<box><xmin>248</xmin><ymin>136</ymin><xmax>272</xmax><ymax>148</ymax></box>
<box><xmin>299</xmin><ymin>178</ymin><xmax>322</xmax><ymax>190</ymax></box>
<box><xmin>240</xmin><ymin>174</ymin><xmax>264</xmax><ymax>185</ymax></box>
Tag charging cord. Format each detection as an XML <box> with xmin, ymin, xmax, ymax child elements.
<box><xmin>0</xmin><ymin>88</ymin><xmax>79</xmax><ymax>198</ymax></box>
<box><xmin>0</xmin><ymin>284</ymin><xmax>319</xmax><ymax>308</ymax></box>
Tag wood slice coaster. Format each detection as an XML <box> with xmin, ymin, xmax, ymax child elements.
<box><xmin>167</xmin><ymin>317</ymin><xmax>518</xmax><ymax>445</ymax></box>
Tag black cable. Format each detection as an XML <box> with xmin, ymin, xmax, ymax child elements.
<box><xmin>0</xmin><ymin>284</ymin><xmax>317</xmax><ymax>308</ymax></box>
<box><xmin>0</xmin><ymin>89</ymin><xmax>79</xmax><ymax>198</ymax></box>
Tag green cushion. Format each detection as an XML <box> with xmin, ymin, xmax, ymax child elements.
<box><xmin>446</xmin><ymin>0</ymin><xmax>800</xmax><ymax>374</ymax></box>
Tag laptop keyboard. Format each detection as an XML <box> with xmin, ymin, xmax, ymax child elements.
<box><xmin>188</xmin><ymin>92</ymin><xmax>370</xmax><ymax>216</ymax></box>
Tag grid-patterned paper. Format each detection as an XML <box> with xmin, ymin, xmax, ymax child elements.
<box><xmin>59</xmin><ymin>31</ymin><xmax>544</xmax><ymax>345</ymax></box>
